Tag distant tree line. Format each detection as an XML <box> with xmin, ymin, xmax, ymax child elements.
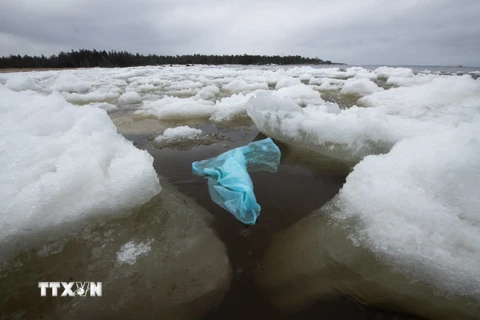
<box><xmin>0</xmin><ymin>49</ymin><xmax>338</xmax><ymax>69</ymax></box>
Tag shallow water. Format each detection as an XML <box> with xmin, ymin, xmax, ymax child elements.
<box><xmin>119</xmin><ymin>115</ymin><xmax>417</xmax><ymax>320</ymax></box>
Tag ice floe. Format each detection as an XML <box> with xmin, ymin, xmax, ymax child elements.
<box><xmin>0</xmin><ymin>86</ymin><xmax>160</xmax><ymax>259</ymax></box>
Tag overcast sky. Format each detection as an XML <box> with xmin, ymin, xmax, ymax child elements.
<box><xmin>0</xmin><ymin>0</ymin><xmax>478</xmax><ymax>66</ymax></box>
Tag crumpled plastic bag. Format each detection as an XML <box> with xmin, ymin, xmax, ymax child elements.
<box><xmin>192</xmin><ymin>138</ymin><xmax>281</xmax><ymax>225</ymax></box>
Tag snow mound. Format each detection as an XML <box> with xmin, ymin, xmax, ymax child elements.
<box><xmin>0</xmin><ymin>87</ymin><xmax>160</xmax><ymax>258</ymax></box>
<box><xmin>340</xmin><ymin>78</ymin><xmax>384</xmax><ymax>95</ymax></box>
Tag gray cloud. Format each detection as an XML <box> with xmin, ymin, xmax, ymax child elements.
<box><xmin>0</xmin><ymin>0</ymin><xmax>478</xmax><ymax>66</ymax></box>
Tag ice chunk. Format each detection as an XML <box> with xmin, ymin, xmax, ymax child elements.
<box><xmin>359</xmin><ymin>75</ymin><xmax>480</xmax><ymax>110</ymax></box>
<box><xmin>331</xmin><ymin>123</ymin><xmax>480</xmax><ymax>296</ymax></box>
<box><xmin>154</xmin><ymin>126</ymin><xmax>203</xmax><ymax>143</ymax></box>
<box><xmin>168</xmin><ymin>80</ymin><xmax>204</xmax><ymax>90</ymax></box>
<box><xmin>273</xmin><ymin>84</ymin><xmax>324</xmax><ymax>105</ymax></box>
<box><xmin>223</xmin><ymin>79</ymin><xmax>268</xmax><ymax>93</ymax></box>
<box><xmin>195</xmin><ymin>85</ymin><xmax>220</xmax><ymax>100</ymax></box>
<box><xmin>63</xmin><ymin>90</ymin><xmax>120</xmax><ymax>104</ymax></box>
<box><xmin>118</xmin><ymin>91</ymin><xmax>142</xmax><ymax>104</ymax></box>
<box><xmin>137</xmin><ymin>96</ymin><xmax>216</xmax><ymax>119</ymax></box>
<box><xmin>86</xmin><ymin>102</ymin><xmax>119</xmax><ymax>113</ymax></box>
<box><xmin>210</xmin><ymin>92</ymin><xmax>256</xmax><ymax>122</ymax></box>
<box><xmin>5</xmin><ymin>74</ymin><xmax>41</xmax><ymax>91</ymax></box>
<box><xmin>117</xmin><ymin>239</ymin><xmax>154</xmax><ymax>265</ymax></box>
<box><xmin>385</xmin><ymin>73</ymin><xmax>438</xmax><ymax>87</ymax></box>
<box><xmin>0</xmin><ymin>86</ymin><xmax>160</xmax><ymax>259</ymax></box>
<box><xmin>247</xmin><ymin>92</ymin><xmax>391</xmax><ymax>166</ymax></box>
<box><xmin>153</xmin><ymin>126</ymin><xmax>224</xmax><ymax>150</ymax></box>
<box><xmin>248</xmin><ymin>76</ymin><xmax>480</xmax><ymax>167</ymax></box>
<box><xmin>309</xmin><ymin>67</ymin><xmax>351</xmax><ymax>79</ymax></box>
<box><xmin>347</xmin><ymin>67</ymin><xmax>377</xmax><ymax>80</ymax></box>
<box><xmin>310</xmin><ymin>77</ymin><xmax>346</xmax><ymax>90</ymax></box>
<box><xmin>299</xmin><ymin>73</ymin><xmax>312</xmax><ymax>81</ymax></box>
<box><xmin>340</xmin><ymin>78</ymin><xmax>384</xmax><ymax>96</ymax></box>
<box><xmin>115</xmin><ymin>67</ymin><xmax>154</xmax><ymax>80</ymax></box>
<box><xmin>374</xmin><ymin>66</ymin><xmax>414</xmax><ymax>79</ymax></box>
<box><xmin>256</xmin><ymin>123</ymin><xmax>480</xmax><ymax>320</ymax></box>
<box><xmin>275</xmin><ymin>77</ymin><xmax>302</xmax><ymax>89</ymax></box>
<box><xmin>0</xmin><ymin>179</ymin><xmax>231</xmax><ymax>320</ymax></box>
<box><xmin>137</xmin><ymin>83</ymin><xmax>157</xmax><ymax>92</ymax></box>
<box><xmin>51</xmin><ymin>73</ymin><xmax>91</xmax><ymax>93</ymax></box>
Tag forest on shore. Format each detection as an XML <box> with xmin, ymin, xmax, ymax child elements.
<box><xmin>0</xmin><ymin>50</ymin><xmax>339</xmax><ymax>69</ymax></box>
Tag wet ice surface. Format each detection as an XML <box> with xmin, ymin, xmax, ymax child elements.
<box><xmin>116</xmin><ymin>239</ymin><xmax>154</xmax><ymax>265</ymax></box>
<box><xmin>1</xmin><ymin>64</ymin><xmax>480</xmax><ymax>320</ymax></box>
<box><xmin>1</xmin><ymin>178</ymin><xmax>232</xmax><ymax>320</ymax></box>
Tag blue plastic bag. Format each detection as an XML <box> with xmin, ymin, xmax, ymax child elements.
<box><xmin>192</xmin><ymin>138</ymin><xmax>281</xmax><ymax>225</ymax></box>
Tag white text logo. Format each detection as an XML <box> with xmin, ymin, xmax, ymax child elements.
<box><xmin>38</xmin><ymin>282</ymin><xmax>102</xmax><ymax>297</ymax></box>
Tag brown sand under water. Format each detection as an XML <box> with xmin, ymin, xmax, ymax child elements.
<box><xmin>121</xmin><ymin>117</ymin><xmax>416</xmax><ymax>320</ymax></box>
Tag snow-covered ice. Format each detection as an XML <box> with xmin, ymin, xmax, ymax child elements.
<box><xmin>275</xmin><ymin>77</ymin><xmax>302</xmax><ymax>89</ymax></box>
<box><xmin>359</xmin><ymin>74</ymin><xmax>480</xmax><ymax>110</ymax></box>
<box><xmin>63</xmin><ymin>90</ymin><xmax>120</xmax><ymax>104</ymax></box>
<box><xmin>5</xmin><ymin>75</ymin><xmax>41</xmax><ymax>91</ymax></box>
<box><xmin>138</xmin><ymin>96</ymin><xmax>216</xmax><ymax>119</ymax></box>
<box><xmin>118</xmin><ymin>90</ymin><xmax>142</xmax><ymax>104</ymax></box>
<box><xmin>0</xmin><ymin>85</ymin><xmax>160</xmax><ymax>259</ymax></box>
<box><xmin>155</xmin><ymin>126</ymin><xmax>203</xmax><ymax>143</ymax></box>
<box><xmin>248</xmin><ymin>74</ymin><xmax>480</xmax><ymax>166</ymax></box>
<box><xmin>223</xmin><ymin>79</ymin><xmax>268</xmax><ymax>93</ymax></box>
<box><xmin>195</xmin><ymin>85</ymin><xmax>220</xmax><ymax>100</ymax></box>
<box><xmin>331</xmin><ymin>122</ymin><xmax>480</xmax><ymax>297</ymax></box>
<box><xmin>211</xmin><ymin>92</ymin><xmax>256</xmax><ymax>122</ymax></box>
<box><xmin>374</xmin><ymin>66</ymin><xmax>415</xmax><ymax>79</ymax></box>
<box><xmin>86</xmin><ymin>102</ymin><xmax>119</xmax><ymax>113</ymax></box>
<box><xmin>51</xmin><ymin>74</ymin><xmax>91</xmax><ymax>93</ymax></box>
<box><xmin>340</xmin><ymin>78</ymin><xmax>384</xmax><ymax>95</ymax></box>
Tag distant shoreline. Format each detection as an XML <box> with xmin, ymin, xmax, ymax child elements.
<box><xmin>0</xmin><ymin>50</ymin><xmax>344</xmax><ymax>69</ymax></box>
<box><xmin>0</xmin><ymin>64</ymin><xmax>348</xmax><ymax>73</ymax></box>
